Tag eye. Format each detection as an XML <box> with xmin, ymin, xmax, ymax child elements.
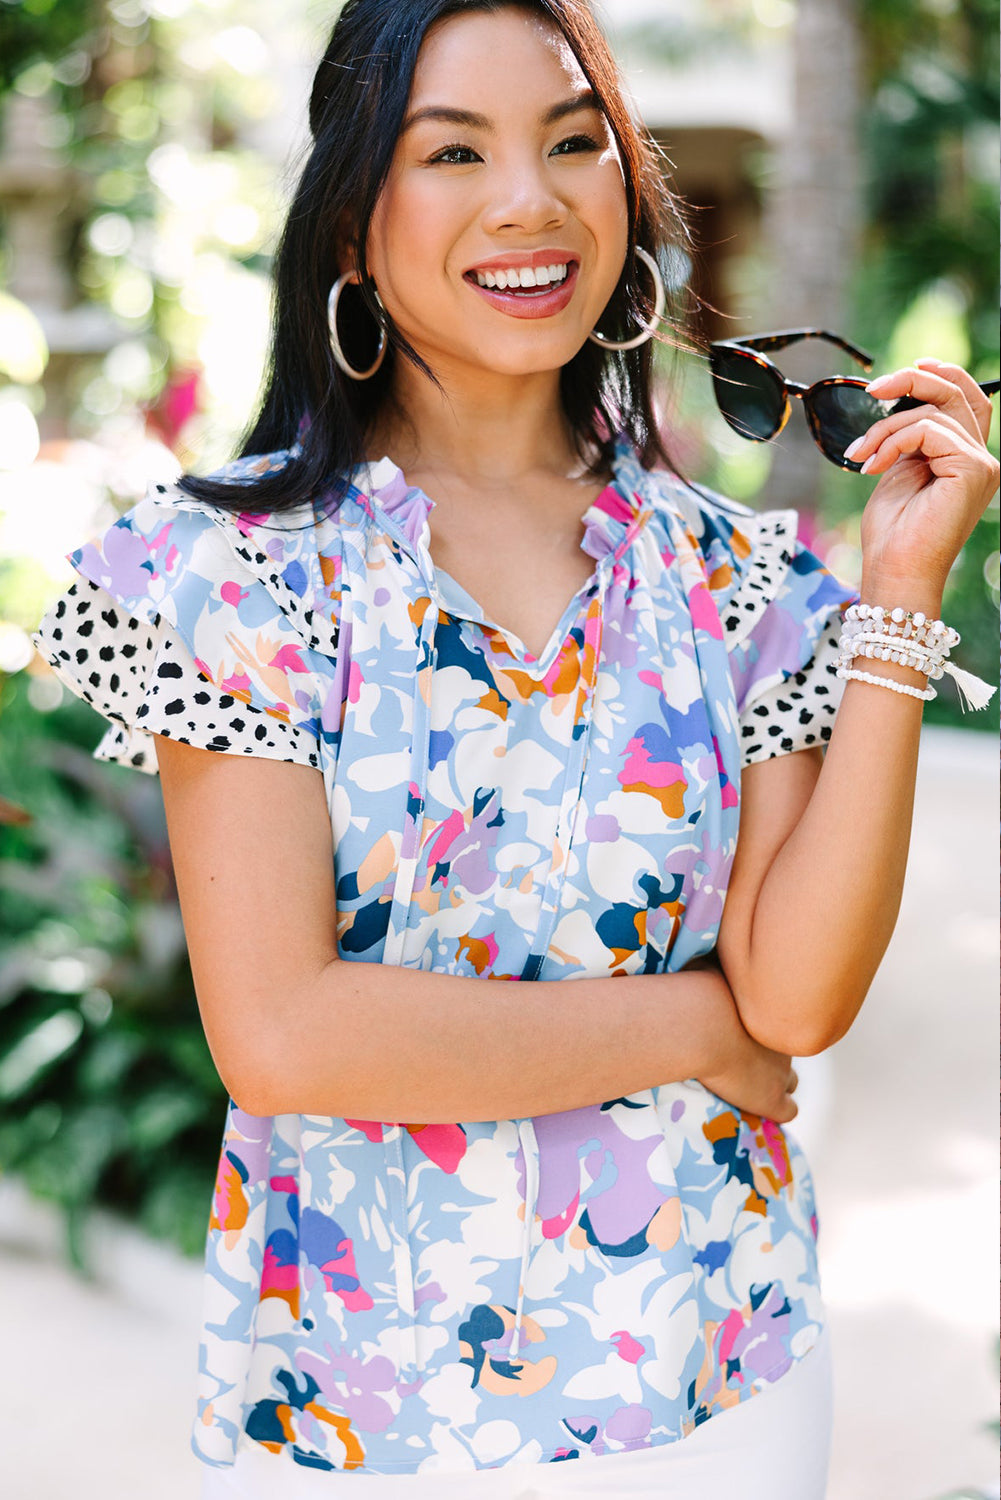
<box><xmin>427</xmin><ymin>142</ymin><xmax>481</xmax><ymax>166</ymax></box>
<box><xmin>549</xmin><ymin>132</ymin><xmax>601</xmax><ymax>157</ymax></box>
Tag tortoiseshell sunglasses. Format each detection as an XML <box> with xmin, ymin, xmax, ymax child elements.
<box><xmin>709</xmin><ymin>328</ymin><xmax>1000</xmax><ymax>472</ymax></box>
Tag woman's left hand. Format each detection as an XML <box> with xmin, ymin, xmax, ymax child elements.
<box><xmin>846</xmin><ymin>358</ymin><xmax>999</xmax><ymax>597</ymax></box>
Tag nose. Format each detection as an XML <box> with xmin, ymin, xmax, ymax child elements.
<box><xmin>480</xmin><ymin>153</ymin><xmax>567</xmax><ymax>236</ymax></box>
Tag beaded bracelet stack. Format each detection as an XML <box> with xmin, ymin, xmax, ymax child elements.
<box><xmin>835</xmin><ymin>602</ymin><xmax>996</xmax><ymax>711</ymax></box>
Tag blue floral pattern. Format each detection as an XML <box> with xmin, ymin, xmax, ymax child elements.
<box><xmin>34</xmin><ymin>441</ymin><xmax>856</xmax><ymax>1476</ymax></box>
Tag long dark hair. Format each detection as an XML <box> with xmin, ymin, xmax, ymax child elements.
<box><xmin>179</xmin><ymin>0</ymin><xmax>694</xmax><ymax>515</ymax></box>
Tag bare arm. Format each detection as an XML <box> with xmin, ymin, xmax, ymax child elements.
<box><xmin>717</xmin><ymin>692</ymin><xmax>922</xmax><ymax>1057</ymax></box>
<box><xmin>718</xmin><ymin>359</ymin><xmax>998</xmax><ymax>1056</ymax></box>
<box><xmin>156</xmin><ymin>737</ymin><xmax>797</xmax><ymax>1123</ymax></box>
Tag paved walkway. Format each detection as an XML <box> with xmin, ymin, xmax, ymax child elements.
<box><xmin>2</xmin><ymin>726</ymin><xmax>996</xmax><ymax>1499</ymax></box>
<box><xmin>813</xmin><ymin>726</ymin><xmax>998</xmax><ymax>1500</ymax></box>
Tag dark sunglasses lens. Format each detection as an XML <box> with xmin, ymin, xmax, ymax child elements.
<box><xmin>809</xmin><ymin>384</ymin><xmax>884</xmax><ymax>466</ymax></box>
<box><xmin>710</xmin><ymin>350</ymin><xmax>785</xmax><ymax>441</ymax></box>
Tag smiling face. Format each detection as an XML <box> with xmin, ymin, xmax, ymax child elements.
<box><xmin>365</xmin><ymin>5</ymin><xmax>630</xmax><ymax>386</ymax></box>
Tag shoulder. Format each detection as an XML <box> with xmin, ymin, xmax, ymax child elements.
<box><xmin>32</xmin><ymin>450</ymin><xmax>354</xmax><ymax>773</ymax></box>
<box><xmin>71</xmin><ymin>450</ymin><xmax>344</xmax><ymax>659</ymax></box>
<box><xmin>613</xmin><ymin>442</ymin><xmax>775</xmax><ymax>558</ymax></box>
<box><xmin>622</xmin><ymin>454</ymin><xmax>853</xmax><ymax>648</ymax></box>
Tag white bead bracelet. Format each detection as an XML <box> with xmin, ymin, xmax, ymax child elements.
<box><xmin>838</xmin><ymin>630</ymin><xmax>945</xmax><ymax>676</ymax></box>
<box><xmin>836</xmin><ymin>666</ymin><xmax>937</xmax><ymax>701</ymax></box>
<box><xmin>838</xmin><ymin>602</ymin><xmax>995</xmax><ymax>711</ymax></box>
<box><xmin>845</xmin><ymin>602</ymin><xmax>960</xmax><ymax>649</ymax></box>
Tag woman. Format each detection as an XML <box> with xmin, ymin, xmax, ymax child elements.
<box><xmin>33</xmin><ymin>1</ymin><xmax>998</xmax><ymax>1495</ymax></box>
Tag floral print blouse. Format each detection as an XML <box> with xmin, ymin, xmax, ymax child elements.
<box><xmin>34</xmin><ymin>440</ymin><xmax>855</xmax><ymax>1477</ymax></box>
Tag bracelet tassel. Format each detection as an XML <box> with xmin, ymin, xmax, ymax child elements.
<box><xmin>942</xmin><ymin>661</ymin><xmax>997</xmax><ymax>713</ymax></box>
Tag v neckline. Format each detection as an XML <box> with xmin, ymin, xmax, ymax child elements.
<box><xmin>432</xmin><ymin>558</ymin><xmax>599</xmax><ymax>668</ymax></box>
<box><xmin>350</xmin><ymin>455</ymin><xmax>651</xmax><ymax>669</ymax></box>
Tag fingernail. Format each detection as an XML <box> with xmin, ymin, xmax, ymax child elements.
<box><xmin>865</xmin><ymin>375</ymin><xmax>894</xmax><ymax>393</ymax></box>
<box><xmin>914</xmin><ymin>355</ymin><xmax>941</xmax><ymax>366</ymax></box>
<box><xmin>860</xmin><ymin>454</ymin><xmax>877</xmax><ymax>474</ymax></box>
<box><xmin>843</xmin><ymin>436</ymin><xmax>866</xmax><ymax>459</ymax></box>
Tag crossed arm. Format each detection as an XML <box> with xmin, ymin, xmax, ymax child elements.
<box><xmin>155</xmin><ymin>625</ymin><xmax>925</xmax><ymax>1126</ymax></box>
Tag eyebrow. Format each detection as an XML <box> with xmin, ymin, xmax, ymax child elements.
<box><xmin>402</xmin><ymin>89</ymin><xmax>602</xmax><ymax>134</ymax></box>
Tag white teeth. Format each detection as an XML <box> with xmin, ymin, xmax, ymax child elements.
<box><xmin>472</xmin><ymin>262</ymin><xmax>570</xmax><ymax>291</ymax></box>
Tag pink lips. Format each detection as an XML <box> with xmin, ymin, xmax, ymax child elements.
<box><xmin>464</xmin><ymin>260</ymin><xmax>580</xmax><ymax>321</ymax></box>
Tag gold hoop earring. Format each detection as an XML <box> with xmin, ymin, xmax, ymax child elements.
<box><xmin>328</xmin><ymin>273</ymin><xmax>388</xmax><ymax>381</ymax></box>
<box><xmin>587</xmin><ymin>246</ymin><xmax>666</xmax><ymax>352</ymax></box>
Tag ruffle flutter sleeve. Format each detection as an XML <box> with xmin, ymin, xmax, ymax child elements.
<box><xmin>32</xmin><ymin>473</ymin><xmax>341</xmax><ymax>775</ymax></box>
<box><xmin>710</xmin><ymin>506</ymin><xmax>859</xmax><ymax>766</ymax></box>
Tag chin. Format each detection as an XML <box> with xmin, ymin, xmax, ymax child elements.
<box><xmin>456</xmin><ymin>332</ymin><xmax>590</xmax><ymax>379</ymax></box>
<box><xmin>398</xmin><ymin>313</ymin><xmax>590</xmax><ymax>382</ymax></box>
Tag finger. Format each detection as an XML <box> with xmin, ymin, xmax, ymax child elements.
<box><xmin>914</xmin><ymin>358</ymin><xmax>993</xmax><ymax>443</ymax></box>
<box><xmin>846</xmin><ymin>404</ymin><xmax>974</xmax><ymax>466</ymax></box>
<box><xmin>864</xmin><ymin>366</ymin><xmax>984</xmax><ymax>447</ymax></box>
<box><xmin>859</xmin><ymin>415</ymin><xmax>990</xmax><ymax>483</ymax></box>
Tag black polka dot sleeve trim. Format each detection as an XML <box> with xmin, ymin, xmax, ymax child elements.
<box><xmin>736</xmin><ymin>615</ymin><xmax>843</xmax><ymax>766</ymax></box>
<box><xmin>32</xmin><ymin>577</ymin><xmax>321</xmax><ymax>775</ymax></box>
<box><xmin>713</xmin><ymin>507</ymin><xmax>855</xmax><ymax>767</ymax></box>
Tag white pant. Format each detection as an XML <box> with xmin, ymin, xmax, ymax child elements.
<box><xmin>201</xmin><ymin>1326</ymin><xmax>832</xmax><ymax>1500</ymax></box>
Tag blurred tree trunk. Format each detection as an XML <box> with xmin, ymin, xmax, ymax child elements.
<box><xmin>761</xmin><ymin>0</ymin><xmax>863</xmax><ymax>511</ymax></box>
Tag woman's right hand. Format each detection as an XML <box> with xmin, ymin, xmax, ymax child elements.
<box><xmin>687</xmin><ymin>959</ymin><xmax>799</xmax><ymax>1123</ymax></box>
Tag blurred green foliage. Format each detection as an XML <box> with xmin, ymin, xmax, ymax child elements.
<box><xmin>0</xmin><ymin>0</ymin><xmax>101</xmax><ymax>91</ymax></box>
<box><xmin>858</xmin><ymin>0</ymin><xmax>999</xmax><ymax>374</ymax></box>
<box><xmin>0</xmin><ymin>0</ymin><xmax>293</xmax><ymax>1263</ymax></box>
<box><xmin>850</xmin><ymin>0</ymin><xmax>999</xmax><ymax>730</ymax></box>
<box><xmin>0</xmin><ymin>670</ymin><xmax>226</xmax><ymax>1265</ymax></box>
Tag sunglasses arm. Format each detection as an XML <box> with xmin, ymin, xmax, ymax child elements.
<box><xmin>727</xmin><ymin>328</ymin><xmax>874</xmax><ymax>372</ymax></box>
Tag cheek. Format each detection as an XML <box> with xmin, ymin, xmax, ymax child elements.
<box><xmin>577</xmin><ymin>158</ymin><xmax>629</xmax><ymax>304</ymax></box>
<box><xmin>366</xmin><ymin>187</ymin><xmax>406</xmax><ymax>296</ymax></box>
<box><xmin>592</xmin><ymin>154</ymin><xmax>629</xmax><ymax>251</ymax></box>
<box><xmin>368</xmin><ymin>177</ymin><xmax>459</xmax><ymax>306</ymax></box>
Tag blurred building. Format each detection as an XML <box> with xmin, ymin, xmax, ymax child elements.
<box><xmin>602</xmin><ymin>0</ymin><xmax>795</xmax><ymax>341</ymax></box>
